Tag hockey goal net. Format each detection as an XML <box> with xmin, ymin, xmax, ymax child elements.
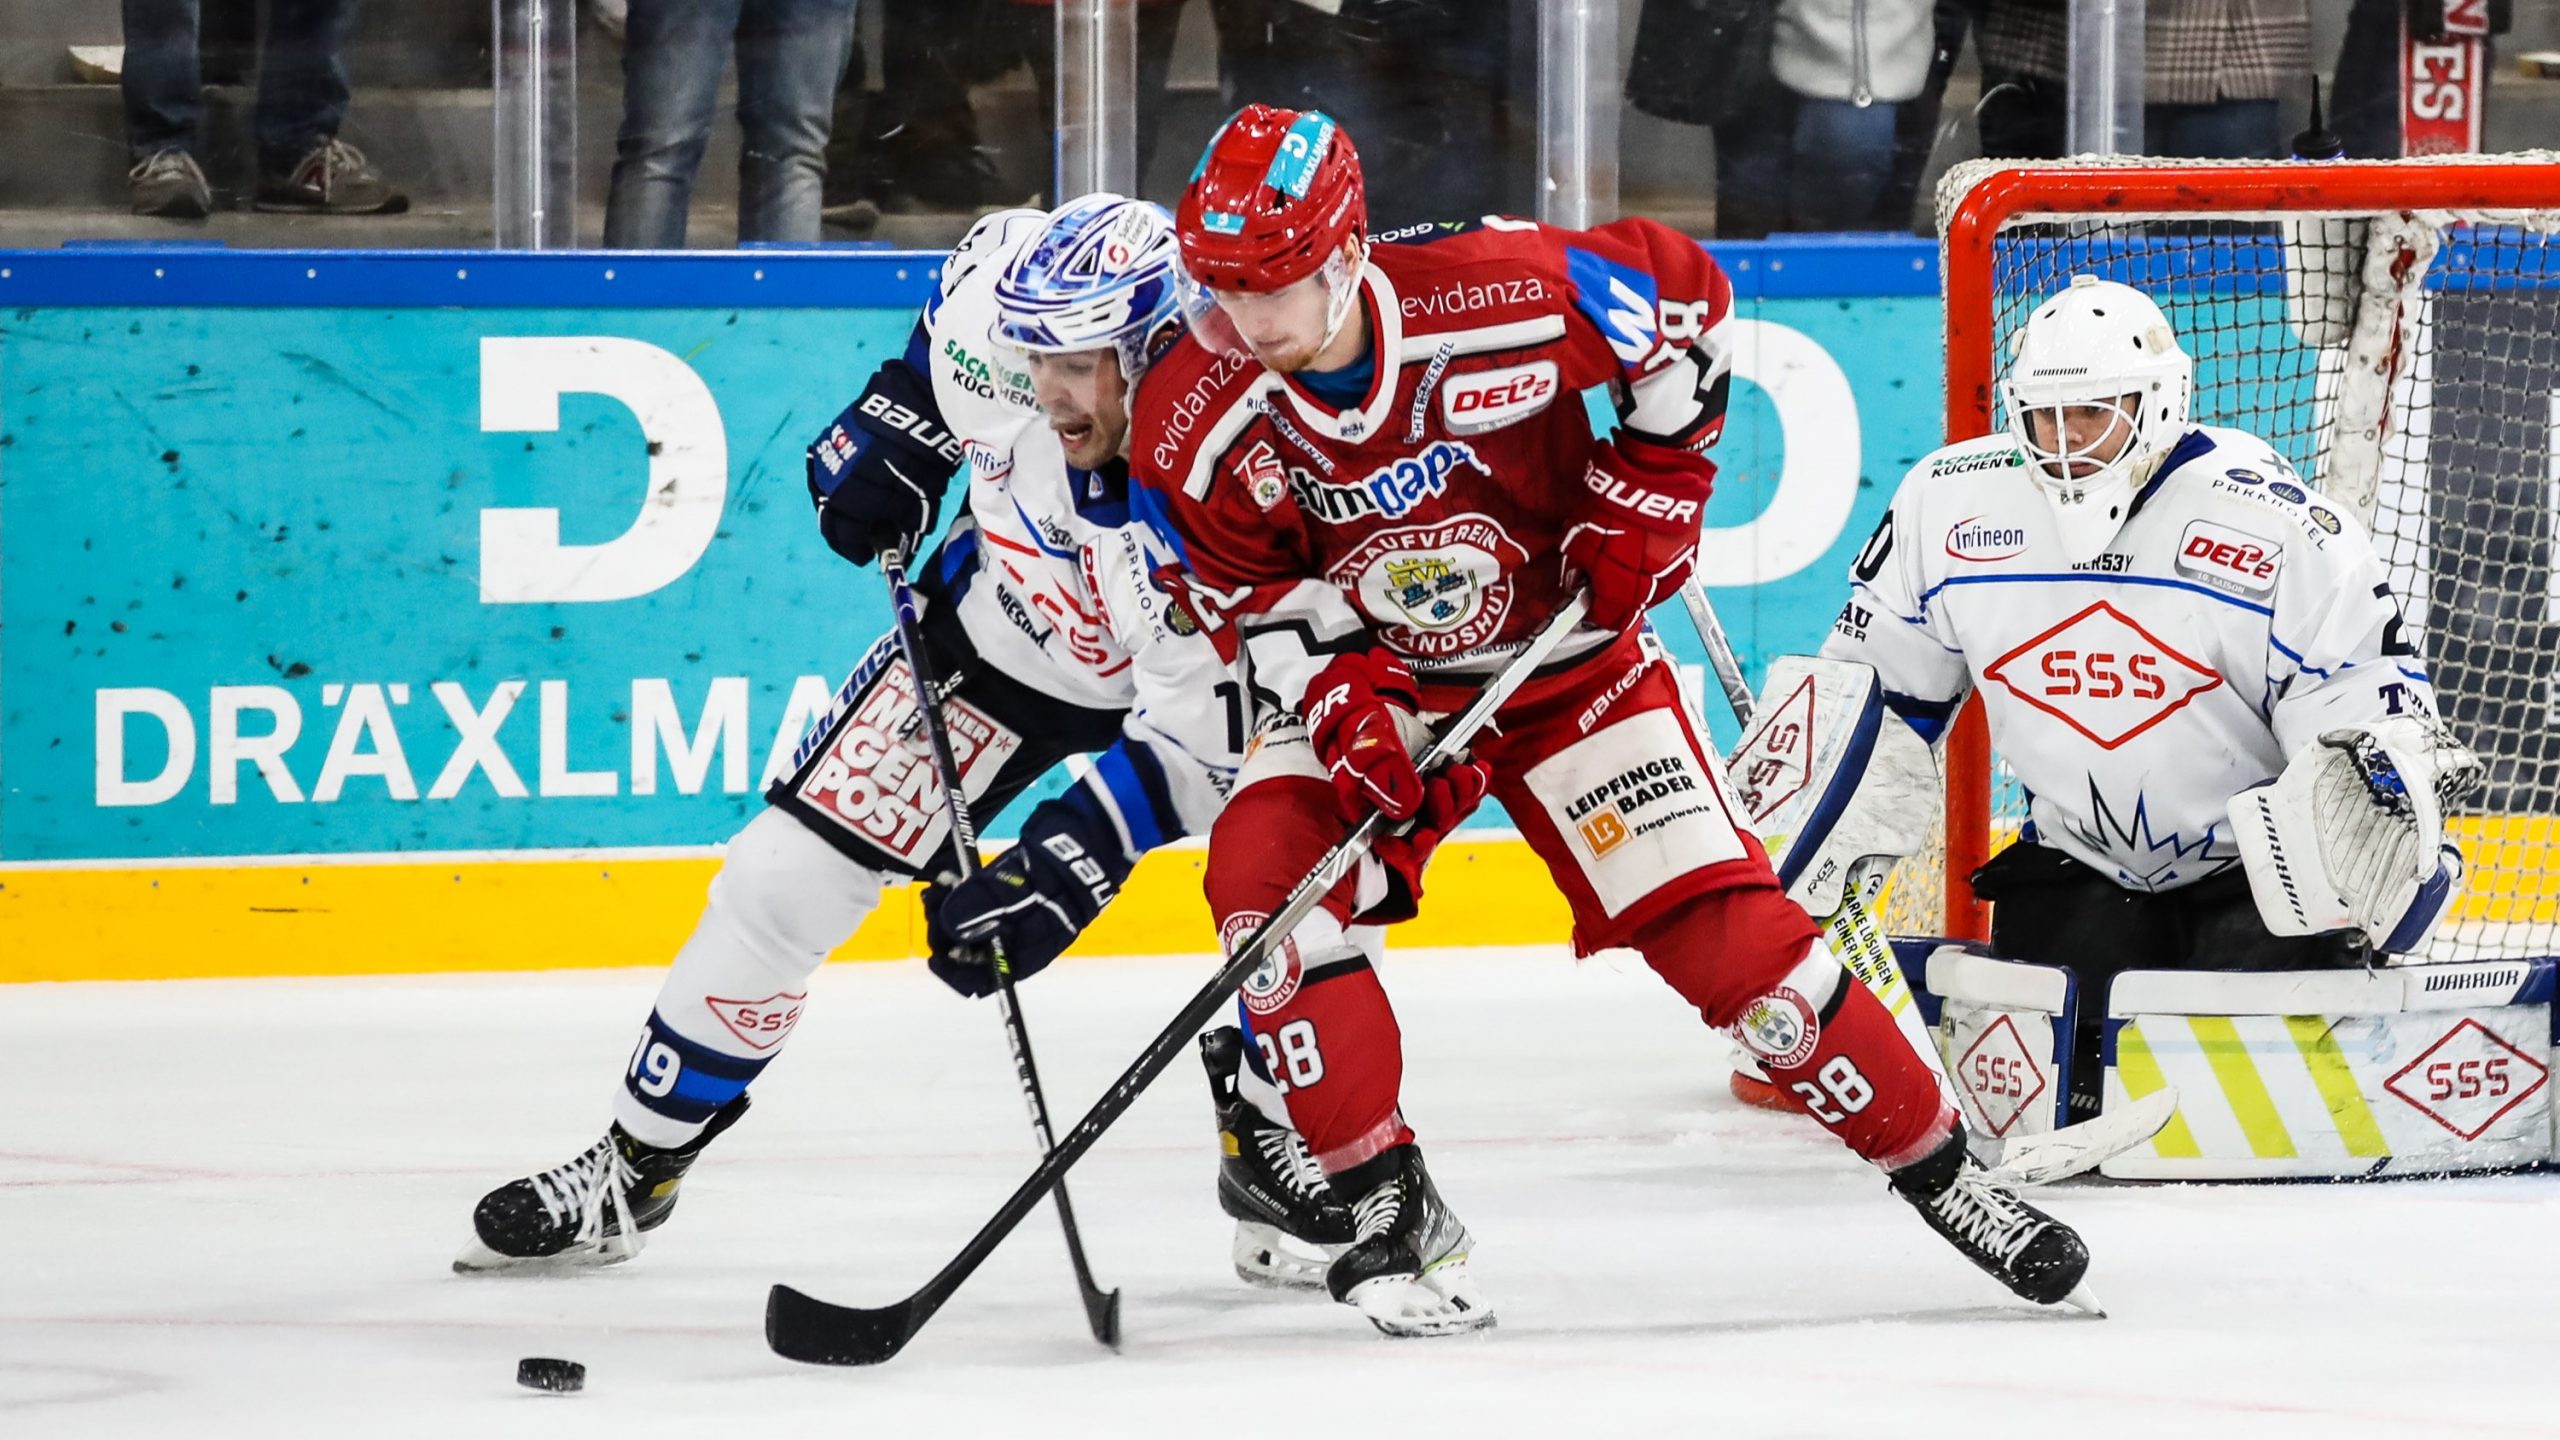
<box><xmin>1889</xmin><ymin>153</ymin><xmax>2560</xmax><ymax>963</ymax></box>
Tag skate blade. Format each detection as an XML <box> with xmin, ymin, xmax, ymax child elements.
<box><xmin>1231</xmin><ymin>1222</ymin><xmax>1337</xmax><ymax>1292</ymax></box>
<box><xmin>1344</xmin><ymin>1264</ymin><xmax>1498</xmax><ymax>1338</ymax></box>
<box><xmin>2056</xmin><ymin>1279</ymin><xmax>2105</xmax><ymax>1318</ymax></box>
<box><xmin>450</xmin><ymin>1233</ymin><xmax>639</xmax><ymax>1275</ymax></box>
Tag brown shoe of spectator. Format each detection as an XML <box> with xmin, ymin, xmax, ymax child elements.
<box><xmin>130</xmin><ymin>149</ymin><xmax>212</xmax><ymax>219</ymax></box>
<box><xmin>255</xmin><ymin>139</ymin><xmax>410</xmax><ymax>216</ymax></box>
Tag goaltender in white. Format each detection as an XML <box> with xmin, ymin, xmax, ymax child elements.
<box><xmin>1816</xmin><ymin>275</ymin><xmax>2485</xmax><ymax>1155</ymax></box>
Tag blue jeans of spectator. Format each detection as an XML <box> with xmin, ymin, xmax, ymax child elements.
<box><xmin>122</xmin><ymin>0</ymin><xmax>357</xmax><ymax>172</ymax></box>
<box><xmin>606</xmin><ymin>0</ymin><xmax>859</xmax><ymax>248</ymax></box>
<box><xmin>1715</xmin><ymin>91</ymin><xmax>1903</xmax><ymax>237</ymax></box>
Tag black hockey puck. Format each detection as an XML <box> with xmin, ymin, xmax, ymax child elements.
<box><xmin>516</xmin><ymin>1357</ymin><xmax>585</xmax><ymax>1393</ymax></box>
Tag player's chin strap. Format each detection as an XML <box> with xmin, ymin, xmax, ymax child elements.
<box><xmin>2229</xmin><ymin>715</ymin><xmax>2485</xmax><ymax>952</ymax></box>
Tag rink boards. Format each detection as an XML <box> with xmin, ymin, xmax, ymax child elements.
<box><xmin>4</xmin><ymin>241</ymin><xmax>2556</xmax><ymax>981</ymax></box>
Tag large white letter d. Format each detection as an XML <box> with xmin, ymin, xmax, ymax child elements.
<box><xmin>478</xmin><ymin>336</ymin><xmax>729</xmax><ymax>603</ymax></box>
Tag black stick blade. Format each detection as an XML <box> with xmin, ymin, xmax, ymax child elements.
<box><xmin>1085</xmin><ymin>1285</ymin><xmax>1123</xmax><ymax>1351</ymax></box>
<box><xmin>766</xmin><ymin>1284</ymin><xmax>920</xmax><ymax>1366</ymax></box>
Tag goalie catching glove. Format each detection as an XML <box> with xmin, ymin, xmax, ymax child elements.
<box><xmin>2229</xmin><ymin>716</ymin><xmax>2485</xmax><ymax>952</ymax></box>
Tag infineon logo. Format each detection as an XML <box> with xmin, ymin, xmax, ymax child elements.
<box><xmin>1440</xmin><ymin>360</ymin><xmax>1559</xmax><ymax>435</ymax></box>
<box><xmin>1944</xmin><ymin>514</ymin><xmax>2029</xmax><ymax>562</ymax></box>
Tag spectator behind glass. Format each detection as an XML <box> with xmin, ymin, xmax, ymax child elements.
<box><xmin>606</xmin><ymin>0</ymin><xmax>859</xmax><ymax>248</ymax></box>
<box><xmin>1209</xmin><ymin>0</ymin><xmax>1520</xmax><ymax>229</ymax></box>
<box><xmin>1628</xmin><ymin>0</ymin><xmax>1931</xmax><ymax>237</ymax></box>
<box><xmin>2328</xmin><ymin>0</ymin><xmax>2515</xmax><ymax>158</ymax></box>
<box><xmin>1977</xmin><ymin>0</ymin><xmax>2311</xmax><ymax>160</ymax></box>
<box><xmin>123</xmin><ymin>0</ymin><xmax>409</xmax><ymax>219</ymax></box>
<box><xmin>823</xmin><ymin>0</ymin><xmax>1183</xmax><ymax>222</ymax></box>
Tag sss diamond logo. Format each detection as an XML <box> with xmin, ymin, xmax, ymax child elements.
<box><xmin>1732</xmin><ymin>672</ymin><xmax>1818</xmax><ymax>825</ymax></box>
<box><xmin>1982</xmin><ymin>601</ymin><xmax>2223</xmax><ymax>749</ymax></box>
<box><xmin>1956</xmin><ymin>1014</ymin><xmax>2049</xmax><ymax>1137</ymax></box>
<box><xmin>705</xmin><ymin>992</ymin><xmax>807</xmax><ymax>1052</ymax></box>
<box><xmin>2384</xmin><ymin>1016</ymin><xmax>2550</xmax><ymax>1140</ymax></box>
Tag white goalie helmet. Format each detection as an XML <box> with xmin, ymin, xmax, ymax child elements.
<box><xmin>2000</xmin><ymin>275</ymin><xmax>2194</xmax><ymax>561</ymax></box>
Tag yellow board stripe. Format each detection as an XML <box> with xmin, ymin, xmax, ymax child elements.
<box><xmin>0</xmin><ymin>836</ymin><xmax>1575</xmax><ymax>984</ymax></box>
<box><xmin>2283</xmin><ymin>1014</ymin><xmax>2391</xmax><ymax>1158</ymax></box>
<box><xmin>2187</xmin><ymin>1015</ymin><xmax>2298</xmax><ymax>1159</ymax></box>
<box><xmin>2111</xmin><ymin>1021</ymin><xmax>2203</xmax><ymax>1159</ymax></box>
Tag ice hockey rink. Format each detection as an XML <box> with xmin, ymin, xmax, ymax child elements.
<box><xmin>5</xmin><ymin>946</ymin><xmax>2555</xmax><ymax>1440</ymax></box>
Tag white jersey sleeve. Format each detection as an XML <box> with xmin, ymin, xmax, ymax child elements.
<box><xmin>1068</xmin><ymin>510</ymin><xmax>1240</xmax><ymax>853</ymax></box>
<box><xmin>1817</xmin><ymin>439</ymin><xmax>2004</xmax><ymax>744</ymax></box>
<box><xmin>2252</xmin><ymin>466</ymin><xmax>2441</xmax><ymax>751</ymax></box>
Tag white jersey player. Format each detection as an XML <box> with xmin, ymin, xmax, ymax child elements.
<box><xmin>455</xmin><ymin>196</ymin><xmax>1355</xmax><ymax>1283</ymax></box>
<box><xmin>1821</xmin><ymin>275</ymin><xmax>2480</xmax><ymax>1120</ymax></box>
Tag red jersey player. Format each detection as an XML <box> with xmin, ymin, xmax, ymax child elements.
<box><xmin>1133</xmin><ymin>105</ymin><xmax>2099</xmax><ymax>1335</ymax></box>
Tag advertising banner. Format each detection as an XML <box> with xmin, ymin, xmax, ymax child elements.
<box><xmin>0</xmin><ymin>247</ymin><xmax>1941</xmax><ymax>977</ymax></box>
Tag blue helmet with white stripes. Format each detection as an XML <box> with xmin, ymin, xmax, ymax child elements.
<box><xmin>991</xmin><ymin>194</ymin><xmax>1189</xmax><ymax>384</ymax></box>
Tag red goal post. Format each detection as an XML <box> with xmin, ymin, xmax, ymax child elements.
<box><xmin>1915</xmin><ymin>153</ymin><xmax>2560</xmax><ymax>950</ymax></box>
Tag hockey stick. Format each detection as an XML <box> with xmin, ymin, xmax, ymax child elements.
<box><xmin>877</xmin><ymin>546</ymin><xmax>1120</xmax><ymax>1351</ymax></box>
<box><xmin>768</xmin><ymin>593</ymin><xmax>1590</xmax><ymax>1366</ymax></box>
<box><xmin>1671</xmin><ymin>578</ymin><xmax>2172</xmax><ymax>1183</ymax></box>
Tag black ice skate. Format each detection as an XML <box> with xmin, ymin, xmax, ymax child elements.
<box><xmin>1201</xmin><ymin>1027</ymin><xmax>1356</xmax><ymax>1289</ymax></box>
<box><xmin>1324</xmin><ymin>1142</ymin><xmax>1494</xmax><ymax>1336</ymax></box>
<box><xmin>453</xmin><ymin>1095</ymin><xmax>749</xmax><ymax>1273</ymax></box>
<box><xmin>1889</xmin><ymin>1127</ymin><xmax>2100</xmax><ymax>1314</ymax></box>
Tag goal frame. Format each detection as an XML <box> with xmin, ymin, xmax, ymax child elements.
<box><xmin>1934</xmin><ymin>157</ymin><xmax>2560</xmax><ymax>941</ymax></box>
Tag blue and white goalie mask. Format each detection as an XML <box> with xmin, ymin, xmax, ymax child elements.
<box><xmin>2000</xmin><ymin>275</ymin><xmax>2195</xmax><ymax>562</ymax></box>
<box><xmin>991</xmin><ymin>194</ymin><xmax>1190</xmax><ymax>386</ymax></box>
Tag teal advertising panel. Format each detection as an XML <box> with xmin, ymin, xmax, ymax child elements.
<box><xmin>0</xmin><ymin>245</ymin><xmax>1943</xmax><ymax>864</ymax></box>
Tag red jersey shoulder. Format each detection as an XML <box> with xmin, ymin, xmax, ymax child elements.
<box><xmin>1372</xmin><ymin>222</ymin><xmax>1573</xmax><ymax>338</ymax></box>
<box><xmin>1132</xmin><ymin>332</ymin><xmax>1264</xmax><ymax>493</ymax></box>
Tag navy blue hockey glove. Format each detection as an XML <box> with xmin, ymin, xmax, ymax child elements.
<box><xmin>923</xmin><ymin>803</ymin><xmax>1132</xmax><ymax>998</ymax></box>
<box><xmin>806</xmin><ymin>354</ymin><xmax>966</xmax><ymax>567</ymax></box>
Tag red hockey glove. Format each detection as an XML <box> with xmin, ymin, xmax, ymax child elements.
<box><xmin>1361</xmin><ymin>759</ymin><xmax>1493</xmax><ymax>925</ymax></box>
<box><xmin>1304</xmin><ymin>648</ymin><xmax>1425</xmax><ymax>823</ymax></box>
<box><xmin>1562</xmin><ymin>436</ymin><xmax>1716</xmax><ymax>632</ymax></box>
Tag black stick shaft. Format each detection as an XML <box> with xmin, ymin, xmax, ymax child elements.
<box><xmin>768</xmin><ymin>594</ymin><xmax>1588</xmax><ymax>1364</ymax></box>
<box><xmin>878</xmin><ymin>548</ymin><xmax>1119</xmax><ymax>1349</ymax></box>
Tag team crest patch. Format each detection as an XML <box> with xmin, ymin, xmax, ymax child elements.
<box><xmin>1332</xmin><ymin>514</ymin><xmax>1527</xmax><ymax>658</ymax></box>
<box><xmin>1222</xmin><ymin>911</ymin><xmax>1303</xmax><ymax>1016</ymax></box>
<box><xmin>1241</xmin><ymin>440</ymin><xmax>1289</xmax><ymax>511</ymax></box>
<box><xmin>705</xmin><ymin>992</ymin><xmax>808</xmax><ymax>1052</ymax></box>
<box><xmin>1734</xmin><ymin>987</ymin><xmax>1819</xmax><ymax>1070</ymax></box>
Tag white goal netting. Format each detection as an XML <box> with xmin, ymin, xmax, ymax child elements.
<box><xmin>1888</xmin><ymin>155</ymin><xmax>2560</xmax><ymax>962</ymax></box>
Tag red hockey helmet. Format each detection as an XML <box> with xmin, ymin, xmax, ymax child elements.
<box><xmin>1176</xmin><ymin>105</ymin><xmax>1367</xmax><ymax>295</ymax></box>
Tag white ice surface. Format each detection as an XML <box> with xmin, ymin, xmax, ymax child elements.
<box><xmin>4</xmin><ymin>946</ymin><xmax>2556</xmax><ymax>1439</ymax></box>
